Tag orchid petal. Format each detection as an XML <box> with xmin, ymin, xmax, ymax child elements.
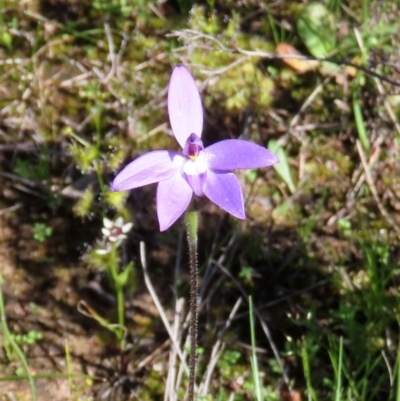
<box><xmin>168</xmin><ymin>66</ymin><xmax>203</xmax><ymax>148</ymax></box>
<box><xmin>183</xmin><ymin>157</ymin><xmax>208</xmax><ymax>196</ymax></box>
<box><xmin>204</xmin><ymin>170</ymin><xmax>245</xmax><ymax>219</ymax></box>
<box><xmin>157</xmin><ymin>173</ymin><xmax>193</xmax><ymax>231</ymax></box>
<box><xmin>185</xmin><ymin>172</ymin><xmax>207</xmax><ymax>197</ymax></box>
<box><xmin>111</xmin><ymin>151</ymin><xmax>186</xmax><ymax>191</ymax></box>
<box><xmin>201</xmin><ymin>139</ymin><xmax>279</xmax><ymax>170</ymax></box>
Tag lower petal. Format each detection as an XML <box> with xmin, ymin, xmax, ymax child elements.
<box><xmin>183</xmin><ymin>157</ymin><xmax>208</xmax><ymax>196</ymax></box>
<box><xmin>157</xmin><ymin>173</ymin><xmax>193</xmax><ymax>231</ymax></box>
<box><xmin>185</xmin><ymin>172</ymin><xmax>206</xmax><ymax>196</ymax></box>
<box><xmin>203</xmin><ymin>170</ymin><xmax>245</xmax><ymax>219</ymax></box>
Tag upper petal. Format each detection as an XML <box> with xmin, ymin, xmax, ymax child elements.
<box><xmin>203</xmin><ymin>170</ymin><xmax>245</xmax><ymax>219</ymax></box>
<box><xmin>168</xmin><ymin>66</ymin><xmax>203</xmax><ymax>148</ymax></box>
<box><xmin>157</xmin><ymin>173</ymin><xmax>193</xmax><ymax>231</ymax></box>
<box><xmin>201</xmin><ymin>139</ymin><xmax>279</xmax><ymax>170</ymax></box>
<box><xmin>111</xmin><ymin>150</ymin><xmax>186</xmax><ymax>191</ymax></box>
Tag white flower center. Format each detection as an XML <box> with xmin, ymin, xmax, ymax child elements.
<box><xmin>183</xmin><ymin>157</ymin><xmax>208</xmax><ymax>176</ymax></box>
<box><xmin>183</xmin><ymin>157</ymin><xmax>208</xmax><ymax>196</ymax></box>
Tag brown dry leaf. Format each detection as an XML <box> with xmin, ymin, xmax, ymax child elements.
<box><xmin>276</xmin><ymin>43</ymin><xmax>319</xmax><ymax>73</ymax></box>
<box><xmin>344</xmin><ymin>65</ymin><xmax>358</xmax><ymax>77</ymax></box>
<box><xmin>279</xmin><ymin>387</ymin><xmax>302</xmax><ymax>401</ymax></box>
<box><xmin>345</xmin><ymin>56</ymin><xmax>364</xmax><ymax>78</ymax></box>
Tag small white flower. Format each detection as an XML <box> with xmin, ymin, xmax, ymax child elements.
<box><xmin>95</xmin><ymin>237</ymin><xmax>113</xmax><ymax>255</ymax></box>
<box><xmin>101</xmin><ymin>217</ymin><xmax>133</xmax><ymax>243</ymax></box>
<box><xmin>96</xmin><ymin>244</ymin><xmax>112</xmax><ymax>255</ymax></box>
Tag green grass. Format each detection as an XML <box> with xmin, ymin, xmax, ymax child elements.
<box><xmin>0</xmin><ymin>272</ymin><xmax>36</xmax><ymax>400</ymax></box>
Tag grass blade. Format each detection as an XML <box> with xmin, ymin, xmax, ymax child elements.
<box><xmin>249</xmin><ymin>296</ymin><xmax>263</xmax><ymax>401</ymax></box>
<box><xmin>353</xmin><ymin>97</ymin><xmax>370</xmax><ymax>152</ymax></box>
<box><xmin>335</xmin><ymin>336</ymin><xmax>343</xmax><ymax>401</ymax></box>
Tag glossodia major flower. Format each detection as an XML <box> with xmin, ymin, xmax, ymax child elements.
<box><xmin>111</xmin><ymin>66</ymin><xmax>279</xmax><ymax>231</ymax></box>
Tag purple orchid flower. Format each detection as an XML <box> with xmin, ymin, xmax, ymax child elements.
<box><xmin>111</xmin><ymin>66</ymin><xmax>279</xmax><ymax>231</ymax></box>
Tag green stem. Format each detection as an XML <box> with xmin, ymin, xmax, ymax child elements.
<box><xmin>93</xmin><ymin>106</ymin><xmax>106</xmax><ymax>198</ymax></box>
<box><xmin>93</xmin><ymin>159</ymin><xmax>106</xmax><ymax>195</ymax></box>
<box><xmin>0</xmin><ymin>272</ymin><xmax>36</xmax><ymax>400</ymax></box>
<box><xmin>185</xmin><ymin>210</ymin><xmax>199</xmax><ymax>401</ymax></box>
<box><xmin>110</xmin><ymin>244</ymin><xmax>125</xmax><ymax>348</ymax></box>
<box><xmin>116</xmin><ymin>287</ymin><xmax>125</xmax><ymax>338</ymax></box>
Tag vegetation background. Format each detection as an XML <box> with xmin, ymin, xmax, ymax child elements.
<box><xmin>0</xmin><ymin>0</ymin><xmax>399</xmax><ymax>400</ymax></box>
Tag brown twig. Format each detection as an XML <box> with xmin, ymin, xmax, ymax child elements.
<box><xmin>169</xmin><ymin>30</ymin><xmax>400</xmax><ymax>87</ymax></box>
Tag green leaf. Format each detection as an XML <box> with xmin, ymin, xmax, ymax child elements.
<box><xmin>268</xmin><ymin>140</ymin><xmax>296</xmax><ymax>194</ymax></box>
<box><xmin>115</xmin><ymin>262</ymin><xmax>134</xmax><ymax>288</ymax></box>
<box><xmin>297</xmin><ymin>2</ymin><xmax>336</xmax><ymax>58</ymax></box>
<box><xmin>0</xmin><ymin>31</ymin><xmax>12</xmax><ymax>50</ymax></box>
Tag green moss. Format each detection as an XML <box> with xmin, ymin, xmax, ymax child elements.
<box><xmin>189</xmin><ymin>6</ymin><xmax>221</xmax><ymax>35</ymax></box>
<box><xmin>207</xmin><ymin>61</ymin><xmax>273</xmax><ymax>113</ymax></box>
<box><xmin>184</xmin><ymin>6</ymin><xmax>277</xmax><ymax>115</ymax></box>
<box><xmin>73</xmin><ymin>188</ymin><xmax>95</xmax><ymax>218</ymax></box>
<box><xmin>68</xmin><ymin>142</ymin><xmax>99</xmax><ymax>173</ymax></box>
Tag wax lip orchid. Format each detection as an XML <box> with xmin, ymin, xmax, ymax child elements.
<box><xmin>111</xmin><ymin>65</ymin><xmax>279</xmax><ymax>231</ymax></box>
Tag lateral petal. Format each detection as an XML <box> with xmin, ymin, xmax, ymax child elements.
<box><xmin>201</xmin><ymin>139</ymin><xmax>279</xmax><ymax>170</ymax></box>
<box><xmin>168</xmin><ymin>66</ymin><xmax>203</xmax><ymax>148</ymax></box>
<box><xmin>203</xmin><ymin>170</ymin><xmax>245</xmax><ymax>219</ymax></box>
<box><xmin>111</xmin><ymin>151</ymin><xmax>186</xmax><ymax>191</ymax></box>
<box><xmin>156</xmin><ymin>173</ymin><xmax>193</xmax><ymax>231</ymax></box>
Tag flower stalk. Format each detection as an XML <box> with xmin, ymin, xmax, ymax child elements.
<box><xmin>96</xmin><ymin>217</ymin><xmax>133</xmax><ymax>349</ymax></box>
<box><xmin>185</xmin><ymin>210</ymin><xmax>199</xmax><ymax>401</ymax></box>
<box><xmin>109</xmin><ymin>243</ymin><xmax>126</xmax><ymax>348</ymax></box>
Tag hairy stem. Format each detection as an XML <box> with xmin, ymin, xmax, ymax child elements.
<box><xmin>186</xmin><ymin>211</ymin><xmax>198</xmax><ymax>401</ymax></box>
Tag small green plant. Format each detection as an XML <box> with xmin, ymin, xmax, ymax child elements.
<box><xmin>11</xmin><ymin>330</ymin><xmax>43</xmax><ymax>346</ymax></box>
<box><xmin>217</xmin><ymin>349</ymin><xmax>241</xmax><ymax>379</ymax></box>
<box><xmin>338</xmin><ymin>218</ymin><xmax>352</xmax><ymax>238</ymax></box>
<box><xmin>239</xmin><ymin>265</ymin><xmax>256</xmax><ymax>286</ymax></box>
<box><xmin>33</xmin><ymin>222</ymin><xmax>53</xmax><ymax>243</ymax></box>
<box><xmin>86</xmin><ymin>217</ymin><xmax>134</xmax><ymax>349</ymax></box>
<box><xmin>14</xmin><ymin>154</ymin><xmax>51</xmax><ymax>182</ymax></box>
